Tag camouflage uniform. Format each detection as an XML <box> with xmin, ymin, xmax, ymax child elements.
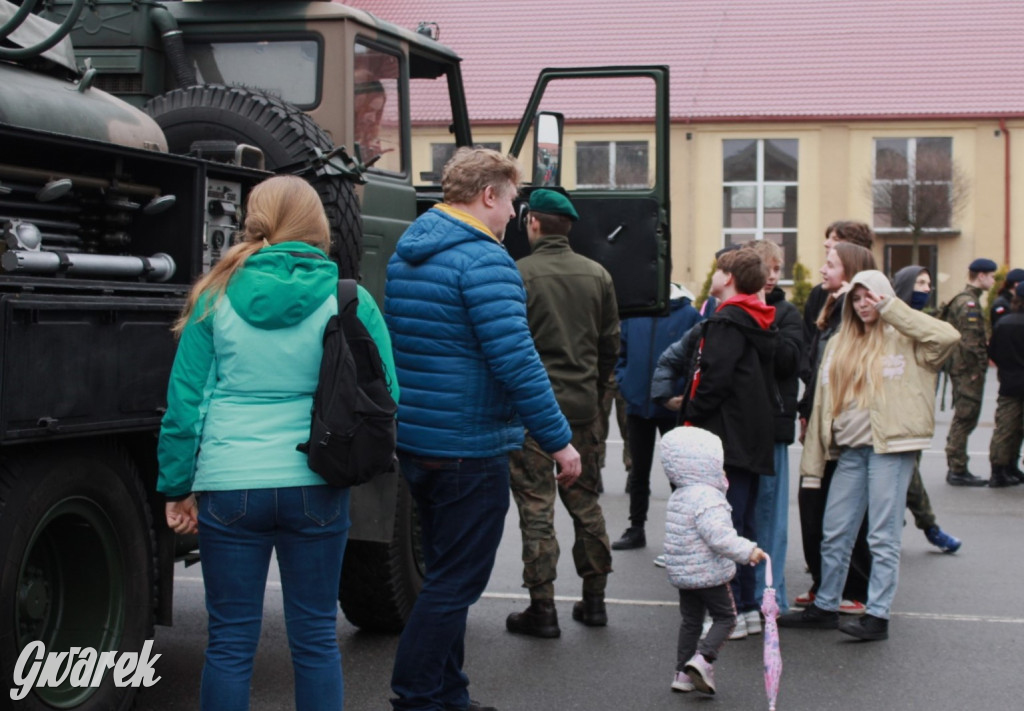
<box><xmin>594</xmin><ymin>373</ymin><xmax>632</xmax><ymax>473</ymax></box>
<box><xmin>989</xmin><ymin>395</ymin><xmax>1023</xmax><ymax>467</ymax></box>
<box><xmin>509</xmin><ymin>428</ymin><xmax>612</xmax><ymax>599</ymax></box>
<box><xmin>944</xmin><ymin>284</ymin><xmax>989</xmax><ymax>473</ymax></box>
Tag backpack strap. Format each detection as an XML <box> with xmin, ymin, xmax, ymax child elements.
<box><xmin>337</xmin><ymin>278</ymin><xmax>359</xmax><ymax>318</ymax></box>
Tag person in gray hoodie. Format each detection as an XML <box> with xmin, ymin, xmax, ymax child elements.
<box><xmin>661</xmin><ymin>426</ymin><xmax>765</xmax><ymax>696</ymax></box>
<box><xmin>891</xmin><ymin>265</ymin><xmax>963</xmax><ymax>552</ymax></box>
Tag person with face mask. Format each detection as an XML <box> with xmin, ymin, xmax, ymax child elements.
<box><xmin>891</xmin><ymin>266</ymin><xmax>964</xmax><ymax>551</ymax></box>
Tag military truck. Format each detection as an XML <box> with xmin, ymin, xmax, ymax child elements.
<box><xmin>4</xmin><ymin>0</ymin><xmax>672</xmax><ymax>708</ymax></box>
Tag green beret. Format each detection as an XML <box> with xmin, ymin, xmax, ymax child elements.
<box><xmin>528</xmin><ymin>189</ymin><xmax>579</xmax><ymax>221</ymax></box>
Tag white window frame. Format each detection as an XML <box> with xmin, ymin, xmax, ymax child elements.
<box><xmin>575</xmin><ymin>140</ymin><xmax>649</xmax><ymax>190</ymax></box>
<box><xmin>722</xmin><ymin>138</ymin><xmax>798</xmax><ymax>282</ymax></box>
<box><xmin>872</xmin><ymin>137</ymin><xmax>954</xmax><ymax>233</ymax></box>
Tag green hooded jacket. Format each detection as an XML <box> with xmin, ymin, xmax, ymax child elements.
<box><xmin>157</xmin><ymin>242</ymin><xmax>398</xmax><ymax>498</ymax></box>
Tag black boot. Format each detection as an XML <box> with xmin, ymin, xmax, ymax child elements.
<box><xmin>506</xmin><ymin>599</ymin><xmax>560</xmax><ymax>638</ymax></box>
<box><xmin>1010</xmin><ymin>465</ymin><xmax>1024</xmax><ymax>484</ymax></box>
<box><xmin>946</xmin><ymin>470</ymin><xmax>988</xmax><ymax>487</ymax></box>
<box><xmin>988</xmin><ymin>466</ymin><xmax>1020</xmax><ymax>488</ymax></box>
<box><xmin>611</xmin><ymin>526</ymin><xmax>646</xmax><ymax>550</ymax></box>
<box><xmin>572</xmin><ymin>592</ymin><xmax>608</xmax><ymax>626</ymax></box>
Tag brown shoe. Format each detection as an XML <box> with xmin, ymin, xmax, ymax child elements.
<box><xmin>572</xmin><ymin>592</ymin><xmax>608</xmax><ymax>626</ymax></box>
<box><xmin>506</xmin><ymin>599</ymin><xmax>560</xmax><ymax>638</ymax></box>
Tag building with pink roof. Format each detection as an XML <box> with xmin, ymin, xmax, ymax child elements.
<box><xmin>353</xmin><ymin>0</ymin><xmax>1024</xmax><ymax>300</ymax></box>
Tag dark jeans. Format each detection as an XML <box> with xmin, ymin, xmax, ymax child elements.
<box><xmin>625</xmin><ymin>414</ymin><xmax>677</xmax><ymax>527</ymax></box>
<box><xmin>677</xmin><ymin>584</ymin><xmax>736</xmax><ymax>667</ymax></box>
<box><xmin>724</xmin><ymin>465</ymin><xmax>759</xmax><ymax>613</ymax></box>
<box><xmin>197</xmin><ymin>486</ymin><xmax>349</xmax><ymax>711</ymax></box>
<box><xmin>390</xmin><ymin>453</ymin><xmax>510</xmax><ymax>711</ymax></box>
<box><xmin>797</xmin><ymin>459</ymin><xmax>871</xmax><ymax>601</ymax></box>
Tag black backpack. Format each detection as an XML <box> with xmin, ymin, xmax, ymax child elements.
<box><xmin>297</xmin><ymin>279</ymin><xmax>398</xmax><ymax>488</ymax></box>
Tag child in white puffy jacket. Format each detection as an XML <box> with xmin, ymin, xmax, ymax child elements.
<box><xmin>661</xmin><ymin>426</ymin><xmax>765</xmax><ymax>695</ymax></box>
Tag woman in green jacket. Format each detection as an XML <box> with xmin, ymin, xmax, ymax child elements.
<box><xmin>158</xmin><ymin>175</ymin><xmax>397</xmax><ymax>711</ymax></box>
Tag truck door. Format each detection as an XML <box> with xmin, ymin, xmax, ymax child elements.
<box><xmin>507</xmin><ymin>67</ymin><xmax>671</xmax><ymax>317</ymax></box>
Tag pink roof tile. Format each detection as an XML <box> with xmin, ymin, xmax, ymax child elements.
<box><xmin>351</xmin><ymin>0</ymin><xmax>1024</xmax><ymax>122</ymax></box>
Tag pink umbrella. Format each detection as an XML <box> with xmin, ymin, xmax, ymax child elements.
<box><xmin>760</xmin><ymin>553</ymin><xmax>782</xmax><ymax>710</ymax></box>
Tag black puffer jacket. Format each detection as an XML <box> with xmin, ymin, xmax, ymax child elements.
<box><xmin>990</xmin><ymin>312</ymin><xmax>1024</xmax><ymax>397</ymax></box>
<box><xmin>766</xmin><ymin>287</ymin><xmax>804</xmax><ymax>444</ymax></box>
<box><xmin>683</xmin><ymin>297</ymin><xmax>779</xmax><ymax>477</ymax></box>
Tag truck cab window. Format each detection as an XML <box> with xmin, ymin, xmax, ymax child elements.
<box><xmin>354</xmin><ymin>42</ymin><xmax>403</xmax><ymax>174</ymax></box>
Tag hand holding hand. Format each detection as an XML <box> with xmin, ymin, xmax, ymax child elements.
<box><xmin>165</xmin><ymin>495</ymin><xmax>198</xmax><ymax>535</ymax></box>
<box><xmin>552</xmin><ymin>444</ymin><xmax>582</xmax><ymax>488</ymax></box>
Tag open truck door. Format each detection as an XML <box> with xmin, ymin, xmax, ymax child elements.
<box><xmin>506</xmin><ymin>67</ymin><xmax>671</xmax><ymax>316</ymax></box>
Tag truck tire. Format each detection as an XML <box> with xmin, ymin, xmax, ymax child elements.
<box><xmin>144</xmin><ymin>85</ymin><xmax>362</xmax><ymax>278</ymax></box>
<box><xmin>0</xmin><ymin>444</ymin><xmax>154</xmax><ymax>710</ymax></box>
<box><xmin>338</xmin><ymin>476</ymin><xmax>423</xmax><ymax>633</ymax></box>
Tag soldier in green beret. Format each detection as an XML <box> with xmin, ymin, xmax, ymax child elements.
<box><xmin>506</xmin><ymin>189</ymin><xmax>619</xmax><ymax>637</ymax></box>
<box><xmin>942</xmin><ymin>259</ymin><xmax>997</xmax><ymax>486</ymax></box>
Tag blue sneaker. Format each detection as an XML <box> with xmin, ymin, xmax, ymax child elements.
<box><xmin>925</xmin><ymin>525</ymin><xmax>962</xmax><ymax>553</ymax></box>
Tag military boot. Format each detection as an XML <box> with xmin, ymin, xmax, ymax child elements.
<box><xmin>506</xmin><ymin>599</ymin><xmax>560</xmax><ymax>638</ymax></box>
<box><xmin>572</xmin><ymin>592</ymin><xmax>608</xmax><ymax>626</ymax></box>
<box><xmin>988</xmin><ymin>466</ymin><xmax>1021</xmax><ymax>488</ymax></box>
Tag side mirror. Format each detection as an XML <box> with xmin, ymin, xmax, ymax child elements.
<box><xmin>532</xmin><ymin>111</ymin><xmax>564</xmax><ymax>186</ymax></box>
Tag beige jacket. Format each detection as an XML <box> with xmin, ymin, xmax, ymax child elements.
<box><xmin>801</xmin><ymin>270</ymin><xmax>960</xmax><ymax>479</ymax></box>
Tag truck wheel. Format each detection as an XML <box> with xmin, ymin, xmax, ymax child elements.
<box><xmin>144</xmin><ymin>85</ymin><xmax>362</xmax><ymax>278</ymax></box>
<box><xmin>0</xmin><ymin>445</ymin><xmax>154</xmax><ymax>710</ymax></box>
<box><xmin>338</xmin><ymin>476</ymin><xmax>423</xmax><ymax>633</ymax></box>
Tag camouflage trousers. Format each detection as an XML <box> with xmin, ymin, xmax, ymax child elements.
<box><xmin>595</xmin><ymin>380</ymin><xmax>632</xmax><ymax>473</ymax></box>
<box><xmin>989</xmin><ymin>395</ymin><xmax>1024</xmax><ymax>467</ymax></box>
<box><xmin>509</xmin><ymin>425</ymin><xmax>612</xmax><ymax>601</ymax></box>
<box><xmin>945</xmin><ymin>371</ymin><xmax>986</xmax><ymax>472</ymax></box>
<box><xmin>905</xmin><ymin>452</ymin><xmax>936</xmax><ymax>531</ymax></box>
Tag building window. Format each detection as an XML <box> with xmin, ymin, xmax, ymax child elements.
<box><xmin>426</xmin><ymin>143</ymin><xmax>501</xmax><ymax>183</ymax></box>
<box><xmin>722</xmin><ymin>139</ymin><xmax>798</xmax><ymax>279</ymax></box>
<box><xmin>576</xmin><ymin>141</ymin><xmax>650</xmax><ymax>189</ymax></box>
<box><xmin>872</xmin><ymin>137</ymin><xmax>954</xmax><ymax>231</ymax></box>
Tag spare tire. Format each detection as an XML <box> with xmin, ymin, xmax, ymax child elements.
<box><xmin>144</xmin><ymin>85</ymin><xmax>361</xmax><ymax>278</ymax></box>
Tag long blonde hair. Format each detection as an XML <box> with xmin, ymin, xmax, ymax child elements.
<box><xmin>827</xmin><ymin>286</ymin><xmax>886</xmax><ymax>416</ymax></box>
<box><xmin>173</xmin><ymin>175</ymin><xmax>330</xmax><ymax>335</ymax></box>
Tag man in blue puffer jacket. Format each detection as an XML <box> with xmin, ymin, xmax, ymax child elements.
<box><xmin>385</xmin><ymin>148</ymin><xmax>581</xmax><ymax>711</ymax></box>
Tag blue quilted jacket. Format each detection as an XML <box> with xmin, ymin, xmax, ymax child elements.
<box><xmin>384</xmin><ymin>205</ymin><xmax>572</xmax><ymax>458</ymax></box>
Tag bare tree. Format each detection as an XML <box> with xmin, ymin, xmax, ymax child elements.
<box><xmin>869</xmin><ymin>147</ymin><xmax>970</xmax><ymax>266</ymax></box>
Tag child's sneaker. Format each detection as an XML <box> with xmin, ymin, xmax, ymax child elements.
<box><xmin>728</xmin><ymin>612</ymin><xmax>748</xmax><ymax>639</ymax></box>
<box><xmin>653</xmin><ymin>554</ymin><xmax>667</xmax><ymax>568</ymax></box>
<box><xmin>743</xmin><ymin>609</ymin><xmax>762</xmax><ymax>635</ymax></box>
<box><xmin>671</xmin><ymin>671</ymin><xmax>695</xmax><ymax>693</ymax></box>
<box><xmin>683</xmin><ymin>653</ymin><xmax>716</xmax><ymax>694</ymax></box>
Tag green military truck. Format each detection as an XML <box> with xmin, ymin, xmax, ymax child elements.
<box><xmin>4</xmin><ymin>0</ymin><xmax>672</xmax><ymax>708</ymax></box>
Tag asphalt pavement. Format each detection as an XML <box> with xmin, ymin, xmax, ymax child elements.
<box><xmin>138</xmin><ymin>370</ymin><xmax>1024</xmax><ymax>710</ymax></box>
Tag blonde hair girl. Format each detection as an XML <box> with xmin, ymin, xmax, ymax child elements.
<box><xmin>174</xmin><ymin>175</ymin><xmax>330</xmax><ymax>334</ymax></box>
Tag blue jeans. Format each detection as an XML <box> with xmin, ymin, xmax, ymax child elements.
<box><xmin>754</xmin><ymin>443</ymin><xmax>790</xmax><ymax>611</ymax></box>
<box><xmin>391</xmin><ymin>453</ymin><xmax>510</xmax><ymax>711</ymax></box>
<box><xmin>725</xmin><ymin>465</ymin><xmax>759</xmax><ymax>613</ymax></box>
<box><xmin>816</xmin><ymin>447</ymin><xmax>914</xmax><ymax>619</ymax></box>
<box><xmin>197</xmin><ymin>486</ymin><xmax>350</xmax><ymax>711</ymax></box>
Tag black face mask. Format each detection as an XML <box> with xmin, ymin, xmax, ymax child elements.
<box><xmin>910</xmin><ymin>291</ymin><xmax>930</xmax><ymax>310</ymax></box>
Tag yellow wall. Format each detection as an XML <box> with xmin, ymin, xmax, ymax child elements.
<box><xmin>416</xmin><ymin>118</ymin><xmax>1024</xmax><ymax>307</ymax></box>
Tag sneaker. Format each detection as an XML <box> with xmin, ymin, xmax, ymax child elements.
<box><xmin>793</xmin><ymin>590</ymin><xmax>815</xmax><ymax>607</ymax></box>
<box><xmin>743</xmin><ymin>609</ymin><xmax>762</xmax><ymax>635</ymax></box>
<box><xmin>839</xmin><ymin>599</ymin><xmax>867</xmax><ymax>615</ymax></box>
<box><xmin>728</xmin><ymin>613</ymin><xmax>748</xmax><ymax>640</ymax></box>
<box><xmin>839</xmin><ymin>613</ymin><xmax>889</xmax><ymax>641</ymax></box>
<box><xmin>777</xmin><ymin>604</ymin><xmax>839</xmax><ymax>629</ymax></box>
<box><xmin>671</xmin><ymin>671</ymin><xmax>695</xmax><ymax>693</ymax></box>
<box><xmin>611</xmin><ymin>526</ymin><xmax>646</xmax><ymax>550</ymax></box>
<box><xmin>683</xmin><ymin>653</ymin><xmax>716</xmax><ymax>694</ymax></box>
<box><xmin>653</xmin><ymin>554</ymin><xmax>667</xmax><ymax>568</ymax></box>
<box><xmin>924</xmin><ymin>525</ymin><xmax>962</xmax><ymax>554</ymax></box>
<box><xmin>946</xmin><ymin>470</ymin><xmax>988</xmax><ymax>487</ymax></box>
